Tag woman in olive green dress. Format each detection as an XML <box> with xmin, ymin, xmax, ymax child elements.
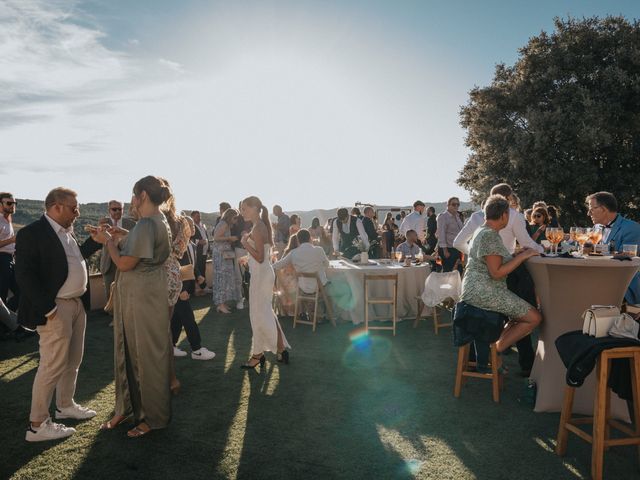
<box><xmin>461</xmin><ymin>195</ymin><xmax>543</xmax><ymax>354</ymax></box>
<box><xmin>96</xmin><ymin>176</ymin><xmax>173</xmax><ymax>438</ymax></box>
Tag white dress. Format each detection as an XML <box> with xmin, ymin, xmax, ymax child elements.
<box><xmin>248</xmin><ymin>240</ymin><xmax>291</xmax><ymax>354</ymax></box>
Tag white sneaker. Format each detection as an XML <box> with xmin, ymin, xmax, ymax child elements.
<box><xmin>174</xmin><ymin>346</ymin><xmax>188</xmax><ymax>357</ymax></box>
<box><xmin>236</xmin><ymin>300</ymin><xmax>245</xmax><ymax>310</ymax></box>
<box><xmin>26</xmin><ymin>417</ymin><xmax>76</xmax><ymax>442</ymax></box>
<box><xmin>55</xmin><ymin>402</ymin><xmax>97</xmax><ymax>420</ymax></box>
<box><xmin>191</xmin><ymin>347</ymin><xmax>216</xmax><ymax>361</ymax></box>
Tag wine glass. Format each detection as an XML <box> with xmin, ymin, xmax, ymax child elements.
<box><xmin>589</xmin><ymin>226</ymin><xmax>603</xmax><ymax>248</ymax></box>
<box><xmin>574</xmin><ymin>227</ymin><xmax>589</xmax><ymax>256</ymax></box>
<box><xmin>569</xmin><ymin>226</ymin><xmax>577</xmax><ymax>244</ymax></box>
<box><xmin>394</xmin><ymin>250</ymin><xmax>403</xmax><ymax>263</ymax></box>
<box><xmin>546</xmin><ymin>228</ymin><xmax>559</xmax><ymax>255</ymax></box>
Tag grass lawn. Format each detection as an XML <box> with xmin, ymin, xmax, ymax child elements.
<box><xmin>1</xmin><ymin>297</ymin><xmax>639</xmax><ymax>479</ymax></box>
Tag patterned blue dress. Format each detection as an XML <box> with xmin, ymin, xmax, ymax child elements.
<box><xmin>212</xmin><ymin>221</ymin><xmax>242</xmax><ymax>305</ymax></box>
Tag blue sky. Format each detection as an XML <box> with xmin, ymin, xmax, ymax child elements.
<box><xmin>2</xmin><ymin>0</ymin><xmax>639</xmax><ymax>212</ymax></box>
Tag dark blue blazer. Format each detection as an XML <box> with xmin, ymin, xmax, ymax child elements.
<box><xmin>607</xmin><ymin>215</ymin><xmax>640</xmax><ymax>304</ymax></box>
<box><xmin>15</xmin><ymin>216</ymin><xmax>101</xmax><ymax>329</ymax></box>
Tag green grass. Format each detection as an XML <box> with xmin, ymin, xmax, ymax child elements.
<box><xmin>1</xmin><ymin>298</ymin><xmax>639</xmax><ymax>479</ymax></box>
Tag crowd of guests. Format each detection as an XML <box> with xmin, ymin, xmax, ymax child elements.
<box><xmin>2</xmin><ymin>180</ymin><xmax>640</xmax><ymax>443</ymax></box>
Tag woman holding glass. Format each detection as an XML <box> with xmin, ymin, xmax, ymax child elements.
<box><xmin>96</xmin><ymin>175</ymin><xmax>173</xmax><ymax>438</ymax></box>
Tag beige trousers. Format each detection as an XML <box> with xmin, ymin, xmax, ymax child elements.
<box><xmin>30</xmin><ymin>297</ymin><xmax>86</xmax><ymax>423</ymax></box>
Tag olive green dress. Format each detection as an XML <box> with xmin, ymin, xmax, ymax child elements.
<box><xmin>113</xmin><ymin>213</ymin><xmax>172</xmax><ymax>429</ymax></box>
<box><xmin>461</xmin><ymin>226</ymin><xmax>532</xmax><ymax>318</ymax></box>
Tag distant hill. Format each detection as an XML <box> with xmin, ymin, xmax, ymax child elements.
<box><xmin>14</xmin><ymin>199</ymin><xmax>476</xmax><ymax>237</ymax></box>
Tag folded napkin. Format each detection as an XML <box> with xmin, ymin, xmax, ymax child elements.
<box><xmin>612</xmin><ymin>255</ymin><xmax>633</xmax><ymax>261</ymax></box>
<box><xmin>540</xmin><ymin>252</ymin><xmax>583</xmax><ymax>259</ymax></box>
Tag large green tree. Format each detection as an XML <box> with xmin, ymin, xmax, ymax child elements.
<box><xmin>459</xmin><ymin>16</ymin><xmax>640</xmax><ymax>226</ymax></box>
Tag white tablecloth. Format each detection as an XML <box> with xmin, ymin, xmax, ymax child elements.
<box><xmin>326</xmin><ymin>260</ymin><xmax>430</xmax><ymax>324</ymax></box>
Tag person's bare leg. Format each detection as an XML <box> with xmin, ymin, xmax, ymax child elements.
<box><xmin>495</xmin><ymin>308</ymin><xmax>542</xmax><ymax>353</ymax></box>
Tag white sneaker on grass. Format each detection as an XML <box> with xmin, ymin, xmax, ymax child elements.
<box><xmin>26</xmin><ymin>417</ymin><xmax>76</xmax><ymax>442</ymax></box>
<box><xmin>55</xmin><ymin>402</ymin><xmax>97</xmax><ymax>420</ymax></box>
<box><xmin>173</xmin><ymin>346</ymin><xmax>188</xmax><ymax>357</ymax></box>
<box><xmin>191</xmin><ymin>347</ymin><xmax>216</xmax><ymax>360</ymax></box>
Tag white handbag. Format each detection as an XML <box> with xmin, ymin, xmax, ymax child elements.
<box><xmin>582</xmin><ymin>305</ymin><xmax>620</xmax><ymax>338</ymax></box>
<box><xmin>608</xmin><ymin>313</ymin><xmax>640</xmax><ymax>340</ymax></box>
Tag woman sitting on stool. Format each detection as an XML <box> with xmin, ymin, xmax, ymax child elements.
<box><xmin>460</xmin><ymin>194</ymin><xmax>543</xmax><ymax>370</ymax></box>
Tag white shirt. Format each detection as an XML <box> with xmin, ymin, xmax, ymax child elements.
<box><xmin>332</xmin><ymin>217</ymin><xmax>369</xmax><ymax>253</ymax></box>
<box><xmin>195</xmin><ymin>222</ymin><xmax>209</xmax><ymax>251</ymax></box>
<box><xmin>399</xmin><ymin>211</ymin><xmax>426</xmax><ymax>240</ymax></box>
<box><xmin>273</xmin><ymin>242</ymin><xmax>330</xmax><ymax>293</ymax></box>
<box><xmin>45</xmin><ymin>214</ymin><xmax>88</xmax><ymax>299</ymax></box>
<box><xmin>0</xmin><ymin>215</ymin><xmax>15</xmax><ymax>254</ymax></box>
<box><xmin>452</xmin><ymin>208</ymin><xmax>543</xmax><ymax>255</ymax></box>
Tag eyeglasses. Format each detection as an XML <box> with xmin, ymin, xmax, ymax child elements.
<box><xmin>60</xmin><ymin>204</ymin><xmax>79</xmax><ymax>214</ymax></box>
<box><xmin>110</xmin><ymin>207</ymin><xmax>123</xmax><ymax>212</ymax></box>
<box><xmin>587</xmin><ymin>205</ymin><xmax>603</xmax><ymax>214</ymax></box>
<box><xmin>2</xmin><ymin>200</ymin><xmax>16</xmax><ymax>206</ymax></box>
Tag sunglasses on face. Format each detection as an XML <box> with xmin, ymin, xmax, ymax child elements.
<box><xmin>450</xmin><ymin>203</ymin><xmax>460</xmax><ymax>207</ymax></box>
<box><xmin>110</xmin><ymin>207</ymin><xmax>123</xmax><ymax>212</ymax></box>
<box><xmin>533</xmin><ymin>214</ymin><xmax>543</xmax><ymax>218</ymax></box>
<box><xmin>2</xmin><ymin>201</ymin><xmax>16</xmax><ymax>206</ymax></box>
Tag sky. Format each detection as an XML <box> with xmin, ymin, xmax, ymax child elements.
<box><xmin>2</xmin><ymin>0</ymin><xmax>640</xmax><ymax>212</ymax></box>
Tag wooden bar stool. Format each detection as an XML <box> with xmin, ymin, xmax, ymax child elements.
<box><xmin>556</xmin><ymin>346</ymin><xmax>640</xmax><ymax>480</ymax></box>
<box><xmin>364</xmin><ymin>274</ymin><xmax>398</xmax><ymax>336</ymax></box>
<box><xmin>293</xmin><ymin>272</ymin><xmax>336</xmax><ymax>332</ymax></box>
<box><xmin>414</xmin><ymin>297</ymin><xmax>453</xmax><ymax>334</ymax></box>
<box><xmin>453</xmin><ymin>343</ymin><xmax>503</xmax><ymax>403</ymax></box>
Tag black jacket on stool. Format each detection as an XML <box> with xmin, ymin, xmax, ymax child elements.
<box><xmin>15</xmin><ymin>215</ymin><xmax>101</xmax><ymax>330</ymax></box>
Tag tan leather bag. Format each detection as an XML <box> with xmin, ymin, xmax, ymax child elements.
<box><xmin>180</xmin><ymin>264</ymin><xmax>195</xmax><ymax>281</ymax></box>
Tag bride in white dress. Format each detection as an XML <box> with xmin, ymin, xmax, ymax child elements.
<box><xmin>239</xmin><ymin>196</ymin><xmax>291</xmax><ymax>369</ymax></box>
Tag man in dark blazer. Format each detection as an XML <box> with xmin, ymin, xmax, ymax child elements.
<box><xmin>189</xmin><ymin>210</ymin><xmax>209</xmax><ymax>292</ymax></box>
<box><xmin>15</xmin><ymin>187</ymin><xmax>102</xmax><ymax>442</ymax></box>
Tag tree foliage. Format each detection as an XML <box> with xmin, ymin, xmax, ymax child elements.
<box><xmin>459</xmin><ymin>16</ymin><xmax>640</xmax><ymax>226</ymax></box>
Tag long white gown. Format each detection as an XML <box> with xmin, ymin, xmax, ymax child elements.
<box><xmin>248</xmin><ymin>241</ymin><xmax>291</xmax><ymax>354</ymax></box>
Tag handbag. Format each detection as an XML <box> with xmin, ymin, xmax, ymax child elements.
<box><xmin>104</xmin><ymin>281</ymin><xmax>115</xmax><ymax>314</ymax></box>
<box><xmin>608</xmin><ymin>313</ymin><xmax>640</xmax><ymax>340</ymax></box>
<box><xmin>582</xmin><ymin>305</ymin><xmax>620</xmax><ymax>338</ymax></box>
<box><xmin>180</xmin><ymin>264</ymin><xmax>195</xmax><ymax>281</ymax></box>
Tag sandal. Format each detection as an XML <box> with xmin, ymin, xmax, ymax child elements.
<box><xmin>100</xmin><ymin>415</ymin><xmax>129</xmax><ymax>431</ymax></box>
<box><xmin>127</xmin><ymin>423</ymin><xmax>151</xmax><ymax>438</ymax></box>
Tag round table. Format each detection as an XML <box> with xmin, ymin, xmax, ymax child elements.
<box><xmin>326</xmin><ymin>260</ymin><xmax>430</xmax><ymax>324</ymax></box>
<box><xmin>526</xmin><ymin>255</ymin><xmax>640</xmax><ymax>419</ymax></box>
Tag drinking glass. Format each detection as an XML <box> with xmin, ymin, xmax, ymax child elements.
<box><xmin>574</xmin><ymin>227</ymin><xmax>589</xmax><ymax>255</ymax></box>
<box><xmin>622</xmin><ymin>244</ymin><xmax>638</xmax><ymax>257</ymax></box>
<box><xmin>546</xmin><ymin>228</ymin><xmax>561</xmax><ymax>255</ymax></box>
<box><xmin>569</xmin><ymin>226</ymin><xmax>577</xmax><ymax>244</ymax></box>
<box><xmin>394</xmin><ymin>250</ymin><xmax>403</xmax><ymax>263</ymax></box>
<box><xmin>589</xmin><ymin>226</ymin><xmax>603</xmax><ymax>246</ymax></box>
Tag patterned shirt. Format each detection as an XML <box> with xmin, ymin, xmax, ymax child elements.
<box><xmin>436</xmin><ymin>210</ymin><xmax>464</xmax><ymax>248</ymax></box>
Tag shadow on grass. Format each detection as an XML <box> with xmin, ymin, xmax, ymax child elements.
<box><xmin>3</xmin><ymin>302</ymin><xmax>640</xmax><ymax>479</ymax></box>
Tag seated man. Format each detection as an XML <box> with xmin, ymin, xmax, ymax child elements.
<box><xmin>396</xmin><ymin>230</ymin><xmax>421</xmax><ymax>261</ymax></box>
<box><xmin>587</xmin><ymin>191</ymin><xmax>640</xmax><ymax>304</ymax></box>
<box><xmin>274</xmin><ymin>229</ymin><xmax>329</xmax><ymax>294</ymax></box>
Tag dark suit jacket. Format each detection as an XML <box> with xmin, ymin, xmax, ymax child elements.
<box><xmin>15</xmin><ymin>216</ymin><xmax>101</xmax><ymax>329</ymax></box>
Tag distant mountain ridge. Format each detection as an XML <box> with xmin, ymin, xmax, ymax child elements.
<box><xmin>13</xmin><ymin>198</ymin><xmax>476</xmax><ymax>236</ymax></box>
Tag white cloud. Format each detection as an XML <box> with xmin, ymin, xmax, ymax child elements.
<box><xmin>158</xmin><ymin>58</ymin><xmax>185</xmax><ymax>74</ymax></box>
<box><xmin>0</xmin><ymin>0</ymin><xmax>130</xmax><ymax>111</ymax></box>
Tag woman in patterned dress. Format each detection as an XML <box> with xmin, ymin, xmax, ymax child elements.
<box><xmin>212</xmin><ymin>208</ymin><xmax>243</xmax><ymax>314</ymax></box>
<box><xmin>460</xmin><ymin>194</ymin><xmax>543</xmax><ymax>357</ymax></box>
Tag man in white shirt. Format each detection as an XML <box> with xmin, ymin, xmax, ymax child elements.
<box><xmin>0</xmin><ymin>192</ymin><xmax>19</xmax><ymax>312</ymax></box>
<box><xmin>274</xmin><ymin>229</ymin><xmax>329</xmax><ymax>294</ymax></box>
<box><xmin>399</xmin><ymin>200</ymin><xmax>427</xmax><ymax>241</ymax></box>
<box><xmin>332</xmin><ymin>208</ymin><xmax>369</xmax><ymax>258</ymax></box>
<box><xmin>15</xmin><ymin>187</ymin><xmax>102</xmax><ymax>442</ymax></box>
